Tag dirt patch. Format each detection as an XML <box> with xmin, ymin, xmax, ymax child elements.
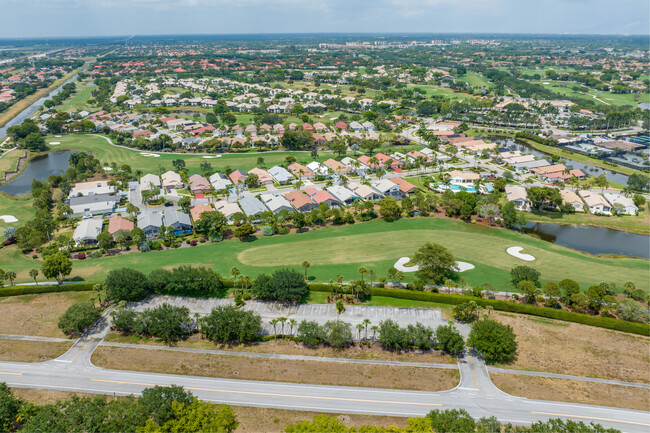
<box><xmin>92</xmin><ymin>346</ymin><xmax>459</xmax><ymax>392</ymax></box>
<box><xmin>493</xmin><ymin>312</ymin><xmax>650</xmax><ymax>384</ymax></box>
<box><xmin>10</xmin><ymin>388</ymin><xmax>96</xmax><ymax>405</ymax></box>
<box><xmin>0</xmin><ymin>340</ymin><xmax>72</xmax><ymax>362</ymax></box>
<box><xmin>0</xmin><ymin>292</ymin><xmax>93</xmax><ymax>338</ymax></box>
<box><xmin>232</xmin><ymin>406</ymin><xmax>408</xmax><ymax>433</ymax></box>
<box><xmin>491</xmin><ymin>373</ymin><xmax>650</xmax><ymax>412</ymax></box>
<box><xmin>104</xmin><ymin>333</ymin><xmax>457</xmax><ymax>364</ymax></box>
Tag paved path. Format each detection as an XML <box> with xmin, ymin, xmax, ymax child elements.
<box><xmin>488</xmin><ymin>367</ymin><xmax>650</xmax><ymax>389</ymax></box>
<box><xmin>0</xmin><ymin>334</ymin><xmax>72</xmax><ymax>343</ymax></box>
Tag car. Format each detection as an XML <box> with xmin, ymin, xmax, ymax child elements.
<box><xmin>164</xmin><ymin>201</ymin><xmax>174</xmax><ymax>207</ymax></box>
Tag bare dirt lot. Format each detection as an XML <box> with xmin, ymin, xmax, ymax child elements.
<box><xmin>493</xmin><ymin>312</ymin><xmax>650</xmax><ymax>384</ymax></box>
<box><xmin>0</xmin><ymin>340</ymin><xmax>72</xmax><ymax>362</ymax></box>
<box><xmin>92</xmin><ymin>346</ymin><xmax>460</xmax><ymax>392</ymax></box>
<box><xmin>0</xmin><ymin>292</ymin><xmax>93</xmax><ymax>338</ymax></box>
<box><xmin>104</xmin><ymin>333</ymin><xmax>457</xmax><ymax>364</ymax></box>
<box><xmin>491</xmin><ymin>373</ymin><xmax>650</xmax><ymax>412</ymax></box>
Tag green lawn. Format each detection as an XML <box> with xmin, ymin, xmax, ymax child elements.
<box><xmin>533</xmin><ymin>81</ymin><xmax>649</xmax><ymax>107</ymax></box>
<box><xmin>526</xmin><ymin>208</ymin><xmax>650</xmax><ymax>235</ymax></box>
<box><xmin>46</xmin><ymin>134</ymin><xmax>338</xmax><ymax>174</ymax></box>
<box><xmin>0</xmin><ymin>148</ymin><xmax>25</xmax><ymax>178</ymax></box>
<box><xmin>407</xmin><ymin>84</ymin><xmax>475</xmax><ymax>101</ymax></box>
<box><xmin>2</xmin><ymin>217</ymin><xmax>647</xmax><ymax>292</ymax></box>
<box><xmin>57</xmin><ymin>83</ymin><xmax>99</xmax><ymax>112</ymax></box>
<box><xmin>458</xmin><ymin>73</ymin><xmax>494</xmax><ymax>89</ymax></box>
<box><xmin>0</xmin><ymin>194</ymin><xmax>33</xmax><ymax>236</ymax></box>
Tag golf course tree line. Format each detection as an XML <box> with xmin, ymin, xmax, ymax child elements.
<box><xmin>108</xmin><ymin>301</ymin><xmax>466</xmax><ymax>356</ymax></box>
<box><xmin>0</xmin><ymin>383</ymin><xmax>239</xmax><ymax>433</ymax></box>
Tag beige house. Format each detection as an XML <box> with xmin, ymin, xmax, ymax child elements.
<box><xmin>559</xmin><ymin>189</ymin><xmax>584</xmax><ymax>212</ymax></box>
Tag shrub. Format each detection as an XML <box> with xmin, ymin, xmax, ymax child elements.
<box><xmin>200</xmin><ymin>306</ymin><xmax>262</xmax><ymax>343</ymax></box>
<box><xmin>297</xmin><ymin>320</ymin><xmax>326</xmax><ymax>347</ymax></box>
<box><xmin>58</xmin><ymin>301</ymin><xmax>101</xmax><ymax>336</ymax></box>
<box><xmin>510</xmin><ymin>265</ymin><xmax>540</xmax><ymax>286</ymax></box>
<box><xmin>453</xmin><ymin>301</ymin><xmax>482</xmax><ymax>323</ymax></box>
<box><xmin>262</xmin><ymin>226</ymin><xmax>274</xmax><ymax>236</ymax></box>
<box><xmin>189</xmin><ymin>240</ymin><xmax>197</xmax><ymax>246</ymax></box>
<box><xmin>251</xmin><ymin>269</ymin><xmax>308</xmax><ymax>303</ymax></box>
<box><xmin>435</xmin><ymin>324</ymin><xmax>466</xmax><ymax>356</ymax></box>
<box><xmin>105</xmin><ymin>268</ymin><xmax>150</xmax><ymax>301</ymax></box>
<box><xmin>426</xmin><ymin>409</ymin><xmax>476</xmax><ymax>433</ymax></box>
<box><xmin>467</xmin><ymin>319</ymin><xmax>518</xmax><ymax>364</ymax></box>
<box><xmin>323</xmin><ymin>320</ymin><xmax>352</xmax><ymax>348</ymax></box>
<box><xmin>77</xmin><ymin>253</ymin><xmax>86</xmax><ymax>260</ymax></box>
<box><xmin>148</xmin><ymin>266</ymin><xmax>225</xmax><ymax>297</ymax></box>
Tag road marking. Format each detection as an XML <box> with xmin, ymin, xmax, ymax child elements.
<box><xmin>0</xmin><ymin>372</ymin><xmax>22</xmax><ymax>375</ymax></box>
<box><xmin>472</xmin><ymin>370</ymin><xmax>479</xmax><ymax>389</ymax></box>
<box><xmin>531</xmin><ymin>411</ymin><xmax>650</xmax><ymax>427</ymax></box>
<box><xmin>91</xmin><ymin>379</ymin><xmax>442</xmax><ymax>407</ymax></box>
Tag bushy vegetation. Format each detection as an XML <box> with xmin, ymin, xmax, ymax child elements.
<box><xmin>111</xmin><ymin>303</ymin><xmax>192</xmax><ymax>343</ymax></box>
<box><xmin>251</xmin><ymin>269</ymin><xmax>309</xmax><ymax>303</ymax></box>
<box><xmin>57</xmin><ymin>301</ymin><xmax>101</xmax><ymax>336</ymax></box>
<box><xmin>467</xmin><ymin>319</ymin><xmax>518</xmax><ymax>364</ymax></box>
<box><xmin>200</xmin><ymin>305</ymin><xmax>262</xmax><ymax>343</ymax></box>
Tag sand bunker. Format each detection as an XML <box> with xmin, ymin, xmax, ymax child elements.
<box><xmin>49</xmin><ymin>141</ymin><xmax>60</xmax><ymax>145</ymax></box>
<box><xmin>0</xmin><ymin>215</ymin><xmax>18</xmax><ymax>223</ymax></box>
<box><xmin>506</xmin><ymin>246</ymin><xmax>535</xmax><ymax>261</ymax></box>
<box><xmin>140</xmin><ymin>153</ymin><xmax>160</xmax><ymax>157</ymax></box>
<box><xmin>395</xmin><ymin>257</ymin><xmax>474</xmax><ymax>273</ymax></box>
<box><xmin>103</xmin><ymin>167</ymin><xmax>113</xmax><ymax>171</ymax></box>
<box><xmin>202</xmin><ymin>156</ymin><xmax>217</xmax><ymax>159</ymax></box>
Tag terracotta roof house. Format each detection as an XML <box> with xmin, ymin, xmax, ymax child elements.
<box><xmin>248</xmin><ymin>167</ymin><xmax>274</xmax><ymax>185</ymax></box>
<box><xmin>288</xmin><ymin>123</ymin><xmax>298</xmax><ymax>131</ymax></box>
<box><xmin>259</xmin><ymin>124</ymin><xmax>272</xmax><ymax>133</ymax></box>
<box><xmin>107</xmin><ymin>215</ymin><xmax>134</xmax><ymax>239</ymax></box>
<box><xmin>188</xmin><ymin>174</ymin><xmax>211</xmax><ymax>194</ymax></box>
<box><xmin>304</xmin><ymin>188</ymin><xmax>341</xmax><ymax>208</ymax></box>
<box><xmin>323</xmin><ymin>158</ymin><xmax>349</xmax><ymax>174</ymax></box>
<box><xmin>375</xmin><ymin>153</ymin><xmax>403</xmax><ymax>168</ymax></box>
<box><xmin>357</xmin><ymin>155</ymin><xmax>382</xmax><ymax>169</ymax></box>
<box><xmin>302</xmin><ymin>123</ymin><xmax>314</xmax><ymax>131</ymax></box>
<box><xmin>389</xmin><ymin>177</ymin><xmax>418</xmax><ymax>195</ymax></box>
<box><xmin>335</xmin><ymin>121</ymin><xmax>348</xmax><ymax>130</ymax></box>
<box><xmin>288</xmin><ymin>163</ymin><xmax>314</xmax><ymax>180</ymax></box>
<box><xmin>228</xmin><ymin>169</ymin><xmax>248</xmax><ymax>185</ymax></box>
<box><xmin>272</xmin><ymin>123</ymin><xmax>285</xmax><ymax>134</ymax></box>
<box><xmin>190</xmin><ymin>204</ymin><xmax>214</xmax><ymax>223</ymax></box>
<box><xmin>312</xmin><ymin>134</ymin><xmax>325</xmax><ymax>146</ymax></box>
<box><xmin>284</xmin><ymin>190</ymin><xmax>317</xmax><ymax>213</ymax></box>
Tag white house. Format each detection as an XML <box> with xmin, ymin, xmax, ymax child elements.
<box><xmin>579</xmin><ymin>191</ymin><xmax>612</xmax><ymax>215</ymax></box>
<box><xmin>604</xmin><ymin>193</ymin><xmax>637</xmax><ymax>215</ymax></box>
<box><xmin>268</xmin><ymin>166</ymin><xmax>294</xmax><ymax>183</ymax></box>
<box><xmin>140</xmin><ymin>174</ymin><xmax>161</xmax><ymax>191</ymax></box>
<box><xmin>72</xmin><ymin>217</ymin><xmax>103</xmax><ymax>245</ymax></box>
<box><xmin>260</xmin><ymin>193</ymin><xmax>294</xmax><ymax>214</ymax></box>
<box><xmin>68</xmin><ymin>181</ymin><xmax>115</xmax><ymax>198</ymax></box>
<box><xmin>371</xmin><ymin>179</ymin><xmax>402</xmax><ymax>199</ymax></box>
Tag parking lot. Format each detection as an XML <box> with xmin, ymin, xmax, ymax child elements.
<box><xmin>129</xmin><ymin>295</ymin><xmax>447</xmax><ymax>335</ymax></box>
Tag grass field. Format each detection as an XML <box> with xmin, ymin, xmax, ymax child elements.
<box><xmin>0</xmin><ymin>193</ymin><xmax>34</xmax><ymax>236</ymax></box>
<box><xmin>493</xmin><ymin>312</ymin><xmax>650</xmax><ymax>383</ymax></box>
<box><xmin>2</xmin><ymin>217</ymin><xmax>648</xmax><ymax>292</ymax></box>
<box><xmin>47</xmin><ymin>134</ymin><xmax>337</xmax><ymax>175</ymax></box>
<box><xmin>0</xmin><ymin>339</ymin><xmax>72</xmax><ymax>362</ymax></box>
<box><xmin>57</xmin><ymin>83</ymin><xmax>99</xmax><ymax>112</ymax></box>
<box><xmin>491</xmin><ymin>373</ymin><xmax>649</xmax><ymax>412</ymax></box>
<box><xmin>533</xmin><ymin>80</ymin><xmax>649</xmax><ymax>107</ymax></box>
<box><xmin>458</xmin><ymin>73</ymin><xmax>494</xmax><ymax>89</ymax></box>
<box><xmin>0</xmin><ymin>148</ymin><xmax>26</xmax><ymax>177</ymax></box>
<box><xmin>0</xmin><ymin>291</ymin><xmax>93</xmax><ymax>338</ymax></box>
<box><xmin>407</xmin><ymin>84</ymin><xmax>475</xmax><ymax>101</ymax></box>
<box><xmin>92</xmin><ymin>346</ymin><xmax>460</xmax><ymax>392</ymax></box>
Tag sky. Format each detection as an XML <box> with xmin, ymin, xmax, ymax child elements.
<box><xmin>1</xmin><ymin>0</ymin><xmax>649</xmax><ymax>38</ymax></box>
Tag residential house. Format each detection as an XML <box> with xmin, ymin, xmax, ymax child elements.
<box><xmin>272</xmin><ymin>123</ymin><xmax>285</xmax><ymax>134</ymax></box>
<box><xmin>448</xmin><ymin>170</ymin><xmax>480</xmax><ymax>185</ymax></box>
<box><xmin>164</xmin><ymin>210</ymin><xmax>192</xmax><ymax>234</ymax></box>
<box><xmin>188</xmin><ymin>174</ymin><xmax>211</xmax><ymax>194</ymax></box>
<box><xmin>190</xmin><ymin>204</ymin><xmax>214</xmax><ymax>223</ymax></box>
<box><xmin>348</xmin><ymin>182</ymin><xmax>383</xmax><ymax>201</ymax></box>
<box><xmin>68</xmin><ymin>194</ymin><xmax>119</xmax><ymax>218</ymax></box>
<box><xmin>72</xmin><ymin>218</ymin><xmax>102</xmax><ymax>246</ymax></box>
<box><xmin>505</xmin><ymin>185</ymin><xmax>532</xmax><ymax>211</ymax></box>
<box><xmin>288</xmin><ymin>163</ymin><xmax>314</xmax><ymax>180</ymax></box>
<box><xmin>68</xmin><ymin>180</ymin><xmax>115</xmax><ymax>198</ymax></box>
<box><xmin>161</xmin><ymin>171</ymin><xmax>183</xmax><ymax>191</ymax></box>
<box><xmin>389</xmin><ymin>177</ymin><xmax>418</xmax><ymax>195</ymax></box>
<box><xmin>284</xmin><ymin>190</ymin><xmax>317</xmax><ymax>213</ymax></box>
<box><xmin>209</xmin><ymin>173</ymin><xmax>233</xmax><ymax>191</ymax></box>
<box><xmin>559</xmin><ymin>189</ymin><xmax>585</xmax><ymax>212</ymax></box>
<box><xmin>304</xmin><ymin>188</ymin><xmax>341</xmax><ymax>208</ymax></box>
<box><xmin>371</xmin><ymin>179</ymin><xmax>403</xmax><ymax>199</ymax></box>
<box><xmin>228</xmin><ymin>169</ymin><xmax>248</xmax><ymax>185</ymax></box>
<box><xmin>335</xmin><ymin>121</ymin><xmax>348</xmax><ymax>130</ymax></box>
<box><xmin>107</xmin><ymin>215</ymin><xmax>134</xmax><ymax>239</ymax></box>
<box><xmin>260</xmin><ymin>193</ymin><xmax>294</xmax><ymax>214</ymax></box>
<box><xmin>323</xmin><ymin>158</ymin><xmax>349</xmax><ymax>175</ymax></box>
<box><xmin>375</xmin><ymin>153</ymin><xmax>402</xmax><ymax>169</ymax></box>
<box><xmin>349</xmin><ymin>121</ymin><xmax>363</xmax><ymax>133</ymax></box>
<box><xmin>341</xmin><ymin>157</ymin><xmax>368</xmax><ymax>176</ymax></box>
<box><xmin>238</xmin><ymin>196</ymin><xmax>268</xmax><ymax>220</ymax></box>
<box><xmin>137</xmin><ymin>212</ymin><xmax>164</xmax><ymax>238</ymax></box>
<box><xmin>306</xmin><ymin>161</ymin><xmax>328</xmax><ymax>176</ymax></box>
<box><xmin>268</xmin><ymin>166</ymin><xmax>294</xmax><ymax>184</ymax></box>
<box><xmin>214</xmin><ymin>200</ymin><xmax>243</xmax><ymax>221</ymax></box>
<box><xmin>313</xmin><ymin>122</ymin><xmax>327</xmax><ymax>131</ymax></box>
<box><xmin>361</xmin><ymin>121</ymin><xmax>375</xmax><ymax>133</ymax></box>
<box><xmin>604</xmin><ymin>193</ymin><xmax>638</xmax><ymax>215</ymax></box>
<box><xmin>139</xmin><ymin>174</ymin><xmax>161</xmax><ymax>191</ymax></box>
<box><xmin>248</xmin><ymin>167</ymin><xmax>274</xmax><ymax>185</ymax></box>
<box><xmin>579</xmin><ymin>191</ymin><xmax>612</xmax><ymax>215</ymax></box>
<box><xmin>326</xmin><ymin>185</ymin><xmax>357</xmax><ymax>205</ymax></box>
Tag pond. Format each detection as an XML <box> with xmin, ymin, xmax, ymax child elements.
<box><xmin>489</xmin><ymin>137</ymin><xmax>630</xmax><ymax>185</ymax></box>
<box><xmin>524</xmin><ymin>221</ymin><xmax>650</xmax><ymax>259</ymax></box>
<box><xmin>0</xmin><ymin>151</ymin><xmax>75</xmax><ymax>197</ymax></box>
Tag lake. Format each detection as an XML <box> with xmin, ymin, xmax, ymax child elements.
<box><xmin>524</xmin><ymin>221</ymin><xmax>650</xmax><ymax>259</ymax></box>
<box><xmin>0</xmin><ymin>151</ymin><xmax>75</xmax><ymax>197</ymax></box>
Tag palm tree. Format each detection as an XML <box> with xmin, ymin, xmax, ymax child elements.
<box><xmin>362</xmin><ymin>318</ymin><xmax>371</xmax><ymax>339</ymax></box>
<box><xmin>230</xmin><ymin>267</ymin><xmax>240</xmax><ymax>290</ymax></box>
<box><xmin>288</xmin><ymin>319</ymin><xmax>297</xmax><ymax>336</ymax></box>
<box><xmin>357</xmin><ymin>266</ymin><xmax>368</xmax><ymax>282</ymax></box>
<box><xmin>194</xmin><ymin>313</ymin><xmax>201</xmax><ymax>334</ymax></box>
<box><xmin>301</xmin><ymin>261</ymin><xmax>311</xmax><ymax>280</ymax></box>
<box><xmin>29</xmin><ymin>269</ymin><xmax>39</xmax><ymax>285</ymax></box>
<box><xmin>371</xmin><ymin>325</ymin><xmax>378</xmax><ymax>340</ymax></box>
<box><xmin>356</xmin><ymin>323</ymin><xmax>364</xmax><ymax>342</ymax></box>
<box><xmin>115</xmin><ymin>234</ymin><xmax>126</xmax><ymax>251</ymax></box>
<box><xmin>5</xmin><ymin>271</ymin><xmax>16</xmax><ymax>286</ymax></box>
<box><xmin>335</xmin><ymin>299</ymin><xmax>345</xmax><ymax>317</ymax></box>
<box><xmin>269</xmin><ymin>319</ymin><xmax>279</xmax><ymax>338</ymax></box>
<box><xmin>279</xmin><ymin>317</ymin><xmax>287</xmax><ymax>336</ymax></box>
<box><xmin>368</xmin><ymin>270</ymin><xmax>376</xmax><ymax>286</ymax></box>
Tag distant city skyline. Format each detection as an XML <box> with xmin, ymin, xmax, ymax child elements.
<box><xmin>1</xmin><ymin>0</ymin><xmax>649</xmax><ymax>39</ymax></box>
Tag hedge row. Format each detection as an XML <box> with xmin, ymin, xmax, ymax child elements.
<box><xmin>0</xmin><ymin>283</ymin><xmax>96</xmax><ymax>298</ymax></box>
<box><xmin>309</xmin><ymin>286</ymin><xmax>650</xmax><ymax>336</ymax></box>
